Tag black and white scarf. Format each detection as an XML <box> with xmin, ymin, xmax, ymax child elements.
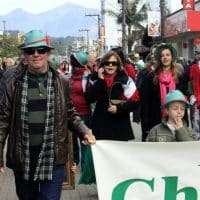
<box><xmin>21</xmin><ymin>70</ymin><xmax>55</xmax><ymax>181</ymax></box>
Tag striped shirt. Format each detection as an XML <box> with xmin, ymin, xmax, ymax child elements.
<box><xmin>27</xmin><ymin>72</ymin><xmax>47</xmax><ymax>147</ymax></box>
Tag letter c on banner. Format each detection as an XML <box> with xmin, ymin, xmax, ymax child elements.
<box><xmin>112</xmin><ymin>178</ymin><xmax>154</xmax><ymax>200</ymax></box>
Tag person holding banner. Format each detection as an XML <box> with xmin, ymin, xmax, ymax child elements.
<box><xmin>0</xmin><ymin>30</ymin><xmax>96</xmax><ymax>200</ymax></box>
<box><xmin>146</xmin><ymin>90</ymin><xmax>195</xmax><ymax>142</ymax></box>
<box><xmin>139</xmin><ymin>43</ymin><xmax>189</xmax><ymax>141</ymax></box>
<box><xmin>79</xmin><ymin>51</ymin><xmax>140</xmax><ymax>184</ymax></box>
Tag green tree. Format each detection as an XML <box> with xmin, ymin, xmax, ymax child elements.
<box><xmin>0</xmin><ymin>35</ymin><xmax>21</xmax><ymax>58</ymax></box>
<box><xmin>107</xmin><ymin>0</ymin><xmax>149</xmax><ymax>52</ymax></box>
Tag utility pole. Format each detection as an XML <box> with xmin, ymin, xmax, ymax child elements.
<box><xmin>101</xmin><ymin>0</ymin><xmax>105</xmax><ymax>26</ymax></box>
<box><xmin>160</xmin><ymin>0</ymin><xmax>165</xmax><ymax>41</ymax></box>
<box><xmin>85</xmin><ymin>14</ymin><xmax>101</xmax><ymax>40</ymax></box>
<box><xmin>100</xmin><ymin>0</ymin><xmax>106</xmax><ymax>55</ymax></box>
<box><xmin>2</xmin><ymin>20</ymin><xmax>6</xmax><ymax>54</ymax></box>
<box><xmin>85</xmin><ymin>0</ymin><xmax>106</xmax><ymax>56</ymax></box>
<box><xmin>85</xmin><ymin>12</ymin><xmax>105</xmax><ymax>56</ymax></box>
<box><xmin>121</xmin><ymin>0</ymin><xmax>127</xmax><ymax>55</ymax></box>
<box><xmin>79</xmin><ymin>29</ymin><xmax>90</xmax><ymax>51</ymax></box>
<box><xmin>2</xmin><ymin>20</ymin><xmax>6</xmax><ymax>35</ymax></box>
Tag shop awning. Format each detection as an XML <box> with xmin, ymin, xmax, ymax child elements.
<box><xmin>187</xmin><ymin>10</ymin><xmax>200</xmax><ymax>31</ymax></box>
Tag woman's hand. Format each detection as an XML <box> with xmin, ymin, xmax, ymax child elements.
<box><xmin>98</xmin><ymin>68</ymin><xmax>104</xmax><ymax>79</ymax></box>
<box><xmin>107</xmin><ymin>105</ymin><xmax>117</xmax><ymax>114</ymax></box>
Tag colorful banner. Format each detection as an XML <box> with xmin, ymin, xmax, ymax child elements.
<box><xmin>147</xmin><ymin>11</ymin><xmax>161</xmax><ymax>37</ymax></box>
<box><xmin>92</xmin><ymin>141</ymin><xmax>200</xmax><ymax>200</ymax></box>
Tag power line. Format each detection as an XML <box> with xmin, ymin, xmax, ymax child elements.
<box><xmin>85</xmin><ymin>14</ymin><xmax>101</xmax><ymax>39</ymax></box>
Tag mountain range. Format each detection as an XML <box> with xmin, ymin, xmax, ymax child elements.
<box><xmin>0</xmin><ymin>3</ymin><xmax>99</xmax><ymax>37</ymax></box>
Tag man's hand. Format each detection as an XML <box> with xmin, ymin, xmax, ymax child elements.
<box><xmin>0</xmin><ymin>167</ymin><xmax>5</xmax><ymax>174</ymax></box>
<box><xmin>83</xmin><ymin>129</ymin><xmax>96</xmax><ymax>145</ymax></box>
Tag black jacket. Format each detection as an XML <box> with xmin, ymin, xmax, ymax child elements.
<box><xmin>138</xmin><ymin>67</ymin><xmax>189</xmax><ymax>141</ymax></box>
<box><xmin>0</xmin><ymin>64</ymin><xmax>89</xmax><ymax>171</ymax></box>
<box><xmin>85</xmin><ymin>71</ymin><xmax>139</xmax><ymax>141</ymax></box>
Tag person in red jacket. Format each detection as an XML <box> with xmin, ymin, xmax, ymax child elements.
<box><xmin>189</xmin><ymin>50</ymin><xmax>200</xmax><ymax>139</ymax></box>
<box><xmin>69</xmin><ymin>51</ymin><xmax>92</xmax><ymax>171</ymax></box>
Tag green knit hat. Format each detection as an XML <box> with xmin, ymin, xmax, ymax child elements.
<box><xmin>21</xmin><ymin>30</ymin><xmax>54</xmax><ymax>49</ymax></box>
<box><xmin>73</xmin><ymin>51</ymin><xmax>88</xmax><ymax>66</ymax></box>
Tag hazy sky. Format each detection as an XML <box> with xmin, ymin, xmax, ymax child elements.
<box><xmin>0</xmin><ymin>0</ymin><xmax>101</xmax><ymax>15</ymax></box>
<box><xmin>0</xmin><ymin>0</ymin><xmax>181</xmax><ymax>15</ymax></box>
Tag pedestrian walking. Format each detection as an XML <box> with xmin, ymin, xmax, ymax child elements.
<box><xmin>0</xmin><ymin>30</ymin><xmax>95</xmax><ymax>200</ymax></box>
<box><xmin>189</xmin><ymin>50</ymin><xmax>200</xmax><ymax>139</ymax></box>
<box><xmin>79</xmin><ymin>51</ymin><xmax>140</xmax><ymax>184</ymax></box>
<box><xmin>69</xmin><ymin>51</ymin><xmax>92</xmax><ymax>172</ymax></box>
<box><xmin>86</xmin><ymin>51</ymin><xmax>140</xmax><ymax>141</ymax></box>
<box><xmin>139</xmin><ymin>43</ymin><xmax>188</xmax><ymax>141</ymax></box>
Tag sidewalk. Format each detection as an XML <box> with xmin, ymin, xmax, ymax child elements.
<box><xmin>0</xmin><ymin>122</ymin><xmax>141</xmax><ymax>200</ymax></box>
<box><xmin>0</xmin><ymin>168</ymin><xmax>98</xmax><ymax>200</ymax></box>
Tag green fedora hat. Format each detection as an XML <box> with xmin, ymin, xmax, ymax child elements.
<box><xmin>21</xmin><ymin>30</ymin><xmax>54</xmax><ymax>49</ymax></box>
<box><xmin>73</xmin><ymin>51</ymin><xmax>88</xmax><ymax>66</ymax></box>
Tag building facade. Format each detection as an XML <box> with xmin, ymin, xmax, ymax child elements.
<box><xmin>164</xmin><ymin>0</ymin><xmax>200</xmax><ymax>61</ymax></box>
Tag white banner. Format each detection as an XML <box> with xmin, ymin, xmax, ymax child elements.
<box><xmin>147</xmin><ymin>11</ymin><xmax>161</xmax><ymax>37</ymax></box>
<box><xmin>92</xmin><ymin>141</ymin><xmax>200</xmax><ymax>200</ymax></box>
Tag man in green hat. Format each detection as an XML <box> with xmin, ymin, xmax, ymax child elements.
<box><xmin>146</xmin><ymin>90</ymin><xmax>196</xmax><ymax>142</ymax></box>
<box><xmin>0</xmin><ymin>30</ymin><xmax>95</xmax><ymax>200</ymax></box>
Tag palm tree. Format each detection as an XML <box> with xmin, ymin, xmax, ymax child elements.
<box><xmin>106</xmin><ymin>0</ymin><xmax>149</xmax><ymax>52</ymax></box>
<box><xmin>160</xmin><ymin>0</ymin><xmax>165</xmax><ymax>39</ymax></box>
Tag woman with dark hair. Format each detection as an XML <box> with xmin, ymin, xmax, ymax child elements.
<box><xmin>79</xmin><ymin>51</ymin><xmax>140</xmax><ymax>184</ymax></box>
<box><xmin>111</xmin><ymin>47</ymin><xmax>137</xmax><ymax>81</ymax></box>
<box><xmin>140</xmin><ymin>43</ymin><xmax>189</xmax><ymax>141</ymax></box>
<box><xmin>85</xmin><ymin>51</ymin><xmax>140</xmax><ymax>141</ymax></box>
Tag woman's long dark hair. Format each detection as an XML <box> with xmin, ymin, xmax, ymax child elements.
<box><xmin>153</xmin><ymin>47</ymin><xmax>183</xmax><ymax>85</ymax></box>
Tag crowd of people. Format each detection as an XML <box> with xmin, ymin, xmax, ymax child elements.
<box><xmin>0</xmin><ymin>29</ymin><xmax>199</xmax><ymax>200</ymax></box>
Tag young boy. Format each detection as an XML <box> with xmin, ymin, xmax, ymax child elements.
<box><xmin>146</xmin><ymin>90</ymin><xmax>196</xmax><ymax>142</ymax></box>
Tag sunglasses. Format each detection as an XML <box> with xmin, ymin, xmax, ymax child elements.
<box><xmin>103</xmin><ymin>61</ymin><xmax>119</xmax><ymax>66</ymax></box>
<box><xmin>23</xmin><ymin>47</ymin><xmax>49</xmax><ymax>55</ymax></box>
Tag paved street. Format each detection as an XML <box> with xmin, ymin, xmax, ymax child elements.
<box><xmin>0</xmin><ymin>168</ymin><xmax>98</xmax><ymax>200</ymax></box>
<box><xmin>0</xmin><ymin>122</ymin><xmax>141</xmax><ymax>200</ymax></box>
